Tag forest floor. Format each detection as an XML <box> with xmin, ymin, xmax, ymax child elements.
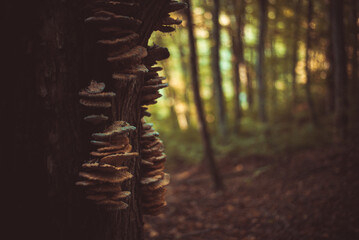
<box><xmin>144</xmin><ymin>143</ymin><xmax>359</xmax><ymax>240</ymax></box>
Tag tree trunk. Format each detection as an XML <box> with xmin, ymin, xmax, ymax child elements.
<box><xmin>326</xmin><ymin>4</ymin><xmax>335</xmax><ymax>113</ymax></box>
<box><xmin>305</xmin><ymin>0</ymin><xmax>318</xmax><ymax>126</ymax></box>
<box><xmin>5</xmin><ymin>0</ymin><xmax>178</xmax><ymax>239</ymax></box>
<box><xmin>292</xmin><ymin>0</ymin><xmax>302</xmax><ymax>105</ymax></box>
<box><xmin>185</xmin><ymin>0</ymin><xmax>224</xmax><ymax>190</ymax></box>
<box><xmin>178</xmin><ymin>34</ymin><xmax>193</xmax><ymax>127</ymax></box>
<box><xmin>330</xmin><ymin>0</ymin><xmax>349</xmax><ymax>140</ymax></box>
<box><xmin>351</xmin><ymin>0</ymin><xmax>358</xmax><ymax>103</ymax></box>
<box><xmin>212</xmin><ymin>0</ymin><xmax>227</xmax><ymax>138</ymax></box>
<box><xmin>231</xmin><ymin>32</ymin><xmax>242</xmax><ymax>133</ymax></box>
<box><xmin>257</xmin><ymin>0</ymin><xmax>268</xmax><ymax>122</ymax></box>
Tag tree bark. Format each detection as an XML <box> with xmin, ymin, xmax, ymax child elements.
<box><xmin>305</xmin><ymin>0</ymin><xmax>318</xmax><ymax>126</ymax></box>
<box><xmin>351</xmin><ymin>0</ymin><xmax>358</xmax><ymax>99</ymax></box>
<box><xmin>231</xmin><ymin>32</ymin><xmax>242</xmax><ymax>133</ymax></box>
<box><xmin>212</xmin><ymin>0</ymin><xmax>227</xmax><ymax>137</ymax></box>
<box><xmin>185</xmin><ymin>0</ymin><xmax>224</xmax><ymax>190</ymax></box>
<box><xmin>291</xmin><ymin>0</ymin><xmax>302</xmax><ymax>105</ymax></box>
<box><xmin>257</xmin><ymin>0</ymin><xmax>268</xmax><ymax>122</ymax></box>
<box><xmin>330</xmin><ymin>0</ymin><xmax>349</xmax><ymax>140</ymax></box>
<box><xmin>6</xmin><ymin>0</ymin><xmax>173</xmax><ymax>239</ymax></box>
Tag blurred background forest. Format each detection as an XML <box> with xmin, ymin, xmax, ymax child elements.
<box><xmin>145</xmin><ymin>0</ymin><xmax>358</xmax><ymax>169</ymax></box>
<box><xmin>143</xmin><ymin>0</ymin><xmax>359</xmax><ymax>238</ymax></box>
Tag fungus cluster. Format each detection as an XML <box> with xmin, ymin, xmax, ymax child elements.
<box><xmin>76</xmin><ymin>0</ymin><xmax>186</xmax><ymax>213</ymax></box>
<box><xmin>77</xmin><ymin>80</ymin><xmax>137</xmax><ymax>209</ymax></box>
<box><xmin>140</xmin><ymin>120</ymin><xmax>169</xmax><ymax>215</ymax></box>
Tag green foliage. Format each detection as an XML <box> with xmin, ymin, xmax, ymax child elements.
<box><xmin>145</xmin><ymin>0</ymin><xmax>356</xmax><ymax>167</ymax></box>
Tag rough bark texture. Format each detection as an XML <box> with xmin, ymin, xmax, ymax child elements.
<box><xmin>330</xmin><ymin>0</ymin><xmax>349</xmax><ymax>140</ymax></box>
<box><xmin>6</xmin><ymin>0</ymin><xmax>175</xmax><ymax>239</ymax></box>
<box><xmin>185</xmin><ymin>0</ymin><xmax>224</xmax><ymax>190</ymax></box>
<box><xmin>212</xmin><ymin>0</ymin><xmax>227</xmax><ymax>137</ymax></box>
<box><xmin>257</xmin><ymin>0</ymin><xmax>268</xmax><ymax>122</ymax></box>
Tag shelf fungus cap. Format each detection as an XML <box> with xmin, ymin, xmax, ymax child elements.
<box><xmin>97</xmin><ymin>144</ymin><xmax>128</xmax><ymax>152</ymax></box>
<box><xmin>91</xmin><ymin>140</ymin><xmax>111</xmax><ymax>146</ymax></box>
<box><xmin>79</xmin><ymin>170</ymin><xmax>133</xmax><ymax>183</ymax></box>
<box><xmin>84</xmin><ymin>80</ymin><xmax>106</xmax><ymax>93</ymax></box>
<box><xmin>141</xmin><ymin>159</ymin><xmax>154</xmax><ymax>166</ymax></box>
<box><xmin>107</xmin><ymin>46</ymin><xmax>147</xmax><ymax>63</ymax></box>
<box><xmin>142</xmin><ymin>83</ymin><xmax>168</xmax><ymax>93</ymax></box>
<box><xmin>161</xmin><ymin>16</ymin><xmax>182</xmax><ymax>25</ymax></box>
<box><xmin>76</xmin><ymin>180</ymin><xmax>98</xmax><ymax>186</ymax></box>
<box><xmin>143</xmin><ymin>168</ymin><xmax>165</xmax><ymax>178</ymax></box>
<box><xmin>141</xmin><ymin>130</ymin><xmax>160</xmax><ymax>139</ymax></box>
<box><xmin>96</xmin><ymin>200</ymin><xmax>129</xmax><ymax>210</ymax></box>
<box><xmin>111</xmin><ymin>191</ymin><xmax>131</xmax><ymax>200</ymax></box>
<box><xmin>145</xmin><ymin>76</ymin><xmax>166</xmax><ymax>85</ymax></box>
<box><xmin>81</xmin><ymin>162</ymin><xmax>129</xmax><ymax>173</ymax></box>
<box><xmin>98</xmin><ymin>32</ymin><xmax>139</xmax><ymax>46</ymax></box>
<box><xmin>84</xmin><ymin>114</ymin><xmax>109</xmax><ymax>124</ymax></box>
<box><xmin>100</xmin><ymin>152</ymin><xmax>139</xmax><ymax>166</ymax></box>
<box><xmin>79</xmin><ymin>91</ymin><xmax>116</xmax><ymax>98</ymax></box>
<box><xmin>112</xmin><ymin>73</ymin><xmax>138</xmax><ymax>81</ymax></box>
<box><xmin>80</xmin><ymin>99</ymin><xmax>112</xmax><ymax>108</ymax></box>
<box><xmin>140</xmin><ymin>174</ymin><xmax>163</xmax><ymax>185</ymax></box>
<box><xmin>145</xmin><ymin>153</ymin><xmax>167</xmax><ymax>163</ymax></box>
<box><xmin>123</xmin><ymin>64</ymin><xmax>149</xmax><ymax>74</ymax></box>
<box><xmin>145</xmin><ymin>173</ymin><xmax>170</xmax><ymax>190</ymax></box>
<box><xmin>167</xmin><ymin>1</ymin><xmax>187</xmax><ymax>13</ymax></box>
<box><xmin>90</xmin><ymin>144</ymin><xmax>132</xmax><ymax>157</ymax></box>
<box><xmin>92</xmin><ymin>121</ymin><xmax>136</xmax><ymax>140</ymax></box>
<box><xmin>142</xmin><ymin>138</ymin><xmax>163</xmax><ymax>149</ymax></box>
<box><xmin>142</xmin><ymin>122</ymin><xmax>154</xmax><ymax>130</ymax></box>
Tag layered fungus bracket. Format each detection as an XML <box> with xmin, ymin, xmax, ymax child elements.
<box><xmin>140</xmin><ymin>119</ymin><xmax>170</xmax><ymax>215</ymax></box>
<box><xmin>76</xmin><ymin>0</ymin><xmax>186</xmax><ymax>214</ymax></box>
<box><xmin>76</xmin><ymin>120</ymin><xmax>138</xmax><ymax>210</ymax></box>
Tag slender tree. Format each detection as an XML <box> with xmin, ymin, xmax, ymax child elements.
<box><xmin>305</xmin><ymin>0</ymin><xmax>318</xmax><ymax>125</ymax></box>
<box><xmin>257</xmin><ymin>0</ymin><xmax>268</xmax><ymax>122</ymax></box>
<box><xmin>212</xmin><ymin>0</ymin><xmax>228</xmax><ymax>137</ymax></box>
<box><xmin>185</xmin><ymin>0</ymin><xmax>224</xmax><ymax>190</ymax></box>
<box><xmin>330</xmin><ymin>0</ymin><xmax>349</xmax><ymax>140</ymax></box>
<box><xmin>326</xmin><ymin>2</ymin><xmax>335</xmax><ymax>113</ymax></box>
<box><xmin>291</xmin><ymin>0</ymin><xmax>302</xmax><ymax>105</ymax></box>
<box><xmin>231</xmin><ymin>29</ymin><xmax>242</xmax><ymax>133</ymax></box>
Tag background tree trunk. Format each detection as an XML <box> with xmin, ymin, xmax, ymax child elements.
<box><xmin>231</xmin><ymin>32</ymin><xmax>242</xmax><ymax>133</ymax></box>
<box><xmin>185</xmin><ymin>0</ymin><xmax>224</xmax><ymax>190</ymax></box>
<box><xmin>305</xmin><ymin>0</ymin><xmax>318</xmax><ymax>126</ymax></box>
<box><xmin>291</xmin><ymin>0</ymin><xmax>302</xmax><ymax>105</ymax></box>
<box><xmin>330</xmin><ymin>0</ymin><xmax>349</xmax><ymax>140</ymax></box>
<box><xmin>257</xmin><ymin>0</ymin><xmax>268</xmax><ymax>122</ymax></box>
<box><xmin>212</xmin><ymin>0</ymin><xmax>227</xmax><ymax>138</ymax></box>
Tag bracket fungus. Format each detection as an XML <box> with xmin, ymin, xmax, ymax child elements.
<box><xmin>76</xmin><ymin>0</ymin><xmax>186</xmax><ymax>214</ymax></box>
